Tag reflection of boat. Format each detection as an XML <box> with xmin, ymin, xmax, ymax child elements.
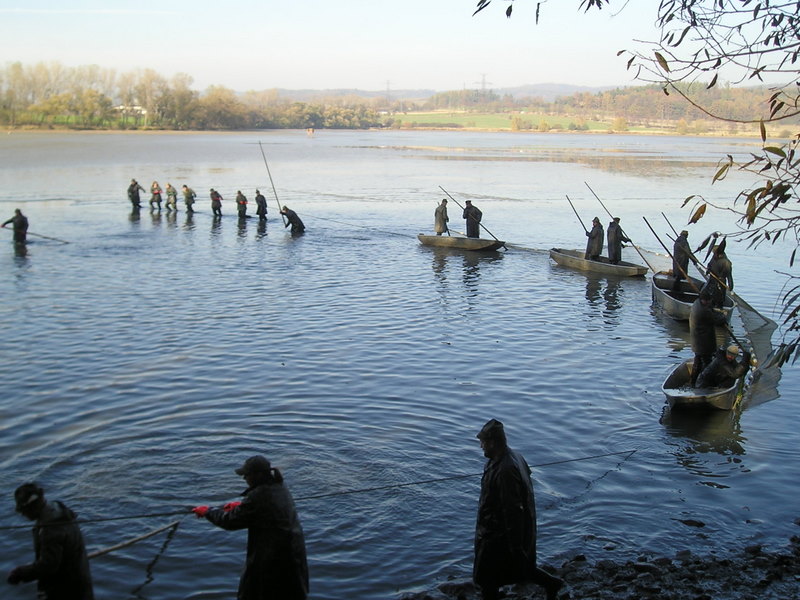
<box><xmin>651</xmin><ymin>271</ymin><xmax>735</xmax><ymax>322</ymax></box>
<box><xmin>662</xmin><ymin>359</ymin><xmax>744</xmax><ymax>411</ymax></box>
<box><xmin>418</xmin><ymin>234</ymin><xmax>504</xmax><ymax>251</ymax></box>
<box><xmin>549</xmin><ymin>248</ymin><xmax>647</xmax><ymax>277</ymax></box>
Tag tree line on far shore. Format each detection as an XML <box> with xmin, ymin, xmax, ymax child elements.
<box><xmin>1</xmin><ymin>61</ymin><xmax>795</xmax><ymax>133</ymax></box>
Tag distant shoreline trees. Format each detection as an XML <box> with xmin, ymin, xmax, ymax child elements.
<box><xmin>1</xmin><ymin>61</ymin><xmax>791</xmax><ymax>133</ymax></box>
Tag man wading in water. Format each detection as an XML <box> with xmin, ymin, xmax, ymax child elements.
<box><xmin>474</xmin><ymin>419</ymin><xmax>564</xmax><ymax>600</ymax></box>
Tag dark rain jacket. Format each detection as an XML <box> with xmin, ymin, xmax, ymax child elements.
<box><xmin>255</xmin><ymin>194</ymin><xmax>267</xmax><ymax>217</ymax></box>
<box><xmin>689</xmin><ymin>297</ymin><xmax>726</xmax><ymax>356</ymax></box>
<box><xmin>474</xmin><ymin>446</ymin><xmax>538</xmax><ymax>590</ymax></box>
<box><xmin>584</xmin><ymin>223</ymin><xmax>604</xmax><ymax>259</ymax></box>
<box><xmin>282</xmin><ymin>209</ymin><xmax>305</xmax><ymax>234</ymax></box>
<box><xmin>205</xmin><ymin>481</ymin><xmax>309</xmax><ymax>600</ymax></box>
<box><xmin>703</xmin><ymin>254</ymin><xmax>733</xmax><ymax>307</ymax></box>
<box><xmin>3</xmin><ymin>214</ymin><xmax>29</xmax><ymax>243</ymax></box>
<box><xmin>696</xmin><ymin>348</ymin><xmax>751</xmax><ymax>388</ymax></box>
<box><xmin>15</xmin><ymin>500</ymin><xmax>94</xmax><ymax>600</ymax></box>
<box><xmin>606</xmin><ymin>222</ymin><xmax>630</xmax><ymax>263</ymax></box>
<box><xmin>463</xmin><ymin>205</ymin><xmax>483</xmax><ymax>238</ymax></box>
<box><xmin>672</xmin><ymin>234</ymin><xmax>691</xmax><ymax>279</ymax></box>
<box><xmin>127</xmin><ymin>182</ymin><xmax>144</xmax><ymax>205</ymax></box>
<box><xmin>236</xmin><ymin>193</ymin><xmax>248</xmax><ymax>217</ymax></box>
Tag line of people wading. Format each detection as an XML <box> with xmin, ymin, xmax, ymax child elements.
<box><xmin>127</xmin><ymin>179</ymin><xmax>305</xmax><ymax>234</ymax></box>
<box><xmin>7</xmin><ymin>419</ymin><xmax>563</xmax><ymax>600</ymax></box>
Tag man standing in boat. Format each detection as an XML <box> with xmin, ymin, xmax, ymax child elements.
<box><xmin>474</xmin><ymin>419</ymin><xmax>563</xmax><ymax>600</ymax></box>
<box><xmin>584</xmin><ymin>217</ymin><xmax>603</xmax><ymax>261</ymax></box>
<box><xmin>695</xmin><ymin>344</ymin><xmax>752</xmax><ymax>388</ymax></box>
<box><xmin>672</xmin><ymin>230</ymin><xmax>691</xmax><ymax>291</ymax></box>
<box><xmin>606</xmin><ymin>217</ymin><xmax>630</xmax><ymax>265</ymax></box>
<box><xmin>7</xmin><ymin>483</ymin><xmax>95</xmax><ymax>599</ymax></box>
<box><xmin>689</xmin><ymin>288</ymin><xmax>727</xmax><ymax>386</ymax></box>
<box><xmin>702</xmin><ymin>242</ymin><xmax>733</xmax><ymax>308</ymax></box>
<box><xmin>281</xmin><ymin>206</ymin><xmax>306</xmax><ymax>235</ymax></box>
<box><xmin>434</xmin><ymin>198</ymin><xmax>449</xmax><ymax>235</ymax></box>
<box><xmin>463</xmin><ymin>200</ymin><xmax>483</xmax><ymax>238</ymax></box>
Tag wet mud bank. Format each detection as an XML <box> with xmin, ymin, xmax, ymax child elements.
<box><xmin>402</xmin><ymin>522</ymin><xmax>800</xmax><ymax>600</ymax></box>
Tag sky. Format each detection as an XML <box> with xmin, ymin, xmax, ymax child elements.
<box><xmin>0</xmin><ymin>0</ymin><xmax>664</xmax><ymax>92</ymax></box>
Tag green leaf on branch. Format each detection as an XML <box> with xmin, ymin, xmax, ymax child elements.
<box><xmin>655</xmin><ymin>52</ymin><xmax>670</xmax><ymax>72</ymax></box>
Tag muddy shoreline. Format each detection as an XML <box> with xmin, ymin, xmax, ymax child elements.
<box><xmin>401</xmin><ymin>522</ymin><xmax>800</xmax><ymax>600</ymax></box>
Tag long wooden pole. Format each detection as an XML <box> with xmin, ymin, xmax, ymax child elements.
<box><xmin>585</xmin><ymin>182</ymin><xmax>655</xmax><ymax>272</ymax></box>
<box><xmin>643</xmin><ymin>216</ymin><xmax>745</xmax><ymax>348</ymax></box>
<box><xmin>1</xmin><ymin>227</ymin><xmax>69</xmax><ymax>244</ymax></box>
<box><xmin>660</xmin><ymin>213</ymin><xmax>773</xmax><ymax>327</ymax></box>
<box><xmin>438</xmin><ymin>186</ymin><xmax>505</xmax><ymax>247</ymax></box>
<box><xmin>258</xmin><ymin>141</ymin><xmax>287</xmax><ymax>226</ymax></box>
<box><xmin>565</xmin><ymin>195</ymin><xmax>588</xmax><ymax>233</ymax></box>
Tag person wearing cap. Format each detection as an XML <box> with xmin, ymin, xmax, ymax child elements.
<box><xmin>473</xmin><ymin>419</ymin><xmax>564</xmax><ymax>600</ymax></box>
<box><xmin>463</xmin><ymin>200</ymin><xmax>483</xmax><ymax>238</ymax></box>
<box><xmin>671</xmin><ymin>230</ymin><xmax>691</xmax><ymax>291</ymax></box>
<box><xmin>127</xmin><ymin>178</ymin><xmax>145</xmax><ymax>209</ymax></box>
<box><xmin>689</xmin><ymin>288</ymin><xmax>728</xmax><ymax>386</ymax></box>
<box><xmin>182</xmin><ymin>184</ymin><xmax>197</xmax><ymax>213</ymax></box>
<box><xmin>192</xmin><ymin>455</ymin><xmax>309</xmax><ymax>600</ymax></box>
<box><xmin>210</xmin><ymin>188</ymin><xmax>223</xmax><ymax>217</ymax></box>
<box><xmin>584</xmin><ymin>216</ymin><xmax>604</xmax><ymax>261</ymax></box>
<box><xmin>280</xmin><ymin>206</ymin><xmax>306</xmax><ymax>235</ymax></box>
<box><xmin>434</xmin><ymin>198</ymin><xmax>449</xmax><ymax>235</ymax></box>
<box><xmin>695</xmin><ymin>343</ymin><xmax>752</xmax><ymax>388</ymax></box>
<box><xmin>606</xmin><ymin>217</ymin><xmax>630</xmax><ymax>265</ymax></box>
<box><xmin>255</xmin><ymin>190</ymin><xmax>268</xmax><ymax>221</ymax></box>
<box><xmin>2</xmin><ymin>209</ymin><xmax>29</xmax><ymax>245</ymax></box>
<box><xmin>7</xmin><ymin>483</ymin><xmax>94</xmax><ymax>599</ymax></box>
<box><xmin>701</xmin><ymin>241</ymin><xmax>734</xmax><ymax>308</ymax></box>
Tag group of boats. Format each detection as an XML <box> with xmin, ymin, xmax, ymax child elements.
<box><xmin>418</xmin><ymin>228</ymin><xmax>756</xmax><ymax>413</ymax></box>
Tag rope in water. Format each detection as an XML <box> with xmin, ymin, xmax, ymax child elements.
<box><xmin>0</xmin><ymin>449</ymin><xmax>636</xmax><ymax>531</ymax></box>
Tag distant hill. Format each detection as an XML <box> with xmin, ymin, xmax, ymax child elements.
<box><xmin>274</xmin><ymin>83</ymin><xmax>617</xmax><ymax>103</ymax></box>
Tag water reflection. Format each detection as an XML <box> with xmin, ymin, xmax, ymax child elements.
<box><xmin>237</xmin><ymin>216</ymin><xmax>249</xmax><ymax>239</ymax></box>
<box><xmin>584</xmin><ymin>276</ymin><xmax>624</xmax><ymax>325</ymax></box>
<box><xmin>165</xmin><ymin>210</ymin><xmax>177</xmax><ymax>229</ymax></box>
<box><xmin>660</xmin><ymin>408</ymin><xmax>748</xmax><ymax>483</ymax></box>
<box><xmin>427</xmin><ymin>247</ymin><xmax>504</xmax><ymax>306</ymax></box>
<box><xmin>210</xmin><ymin>216</ymin><xmax>222</xmax><ymax>236</ymax></box>
<box><xmin>183</xmin><ymin>212</ymin><xmax>195</xmax><ymax>231</ymax></box>
<box><xmin>255</xmin><ymin>219</ymin><xmax>267</xmax><ymax>240</ymax></box>
<box><xmin>129</xmin><ymin>208</ymin><xmax>141</xmax><ymax>224</ymax></box>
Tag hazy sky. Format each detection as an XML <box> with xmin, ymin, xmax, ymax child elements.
<box><xmin>0</xmin><ymin>0</ymin><xmax>662</xmax><ymax>92</ymax></box>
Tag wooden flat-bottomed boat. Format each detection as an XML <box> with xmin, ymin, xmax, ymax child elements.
<box><xmin>651</xmin><ymin>271</ymin><xmax>735</xmax><ymax>322</ymax></box>
<box><xmin>549</xmin><ymin>248</ymin><xmax>648</xmax><ymax>277</ymax></box>
<box><xmin>662</xmin><ymin>359</ymin><xmax>744</xmax><ymax>411</ymax></box>
<box><xmin>417</xmin><ymin>233</ymin><xmax>504</xmax><ymax>251</ymax></box>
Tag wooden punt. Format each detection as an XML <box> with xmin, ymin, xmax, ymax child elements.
<box><xmin>549</xmin><ymin>248</ymin><xmax>648</xmax><ymax>277</ymax></box>
<box><xmin>651</xmin><ymin>271</ymin><xmax>735</xmax><ymax>322</ymax></box>
<box><xmin>662</xmin><ymin>359</ymin><xmax>744</xmax><ymax>411</ymax></box>
<box><xmin>417</xmin><ymin>233</ymin><xmax>504</xmax><ymax>251</ymax></box>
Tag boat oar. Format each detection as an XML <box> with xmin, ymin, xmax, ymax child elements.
<box><xmin>585</xmin><ymin>182</ymin><xmax>655</xmax><ymax>272</ymax></box>
<box><xmin>439</xmin><ymin>186</ymin><xmax>505</xmax><ymax>248</ymax></box>
<box><xmin>1</xmin><ymin>227</ymin><xmax>69</xmax><ymax>244</ymax></box>
<box><xmin>565</xmin><ymin>195</ymin><xmax>588</xmax><ymax>234</ymax></box>
<box><xmin>258</xmin><ymin>141</ymin><xmax>287</xmax><ymax>226</ymax></box>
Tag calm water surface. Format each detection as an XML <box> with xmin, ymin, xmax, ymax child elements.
<box><xmin>0</xmin><ymin>131</ymin><xmax>797</xmax><ymax>600</ymax></box>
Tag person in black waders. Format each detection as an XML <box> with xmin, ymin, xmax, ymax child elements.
<box><xmin>7</xmin><ymin>482</ymin><xmax>95</xmax><ymax>599</ymax></box>
<box><xmin>474</xmin><ymin>419</ymin><xmax>564</xmax><ymax>600</ymax></box>
<box><xmin>193</xmin><ymin>455</ymin><xmax>309</xmax><ymax>600</ymax></box>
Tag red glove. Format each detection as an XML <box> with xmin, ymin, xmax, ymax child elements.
<box><xmin>223</xmin><ymin>501</ymin><xmax>241</xmax><ymax>512</ymax></box>
<box><xmin>192</xmin><ymin>505</ymin><xmax>209</xmax><ymax>517</ymax></box>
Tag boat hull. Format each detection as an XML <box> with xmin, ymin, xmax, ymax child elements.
<box><xmin>661</xmin><ymin>359</ymin><xmax>742</xmax><ymax>410</ymax></box>
<box><xmin>549</xmin><ymin>248</ymin><xmax>648</xmax><ymax>277</ymax></box>
<box><xmin>651</xmin><ymin>271</ymin><xmax>735</xmax><ymax>321</ymax></box>
<box><xmin>417</xmin><ymin>234</ymin><xmax>504</xmax><ymax>251</ymax></box>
